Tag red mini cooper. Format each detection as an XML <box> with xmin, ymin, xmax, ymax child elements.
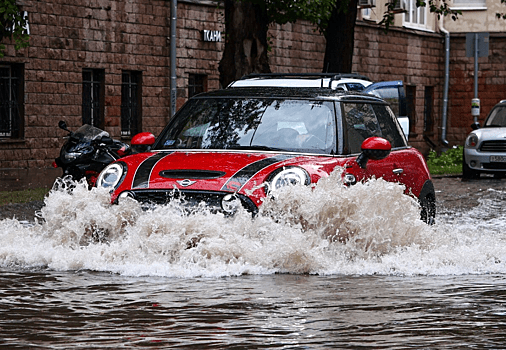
<box><xmin>96</xmin><ymin>86</ymin><xmax>435</xmax><ymax>223</ymax></box>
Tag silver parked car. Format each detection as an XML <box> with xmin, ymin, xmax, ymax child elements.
<box><xmin>463</xmin><ymin>100</ymin><xmax>506</xmax><ymax>179</ymax></box>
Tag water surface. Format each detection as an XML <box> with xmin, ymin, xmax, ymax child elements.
<box><xmin>1</xmin><ymin>174</ymin><xmax>505</xmax><ymax>348</ymax></box>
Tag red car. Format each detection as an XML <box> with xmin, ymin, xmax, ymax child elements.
<box><xmin>96</xmin><ymin>86</ymin><xmax>435</xmax><ymax>223</ymax></box>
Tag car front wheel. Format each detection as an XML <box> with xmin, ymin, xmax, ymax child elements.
<box><xmin>420</xmin><ymin>194</ymin><xmax>436</xmax><ymax>225</ymax></box>
<box><xmin>462</xmin><ymin>153</ymin><xmax>480</xmax><ymax>179</ymax></box>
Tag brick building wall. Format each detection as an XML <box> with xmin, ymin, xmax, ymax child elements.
<box><xmin>1</xmin><ymin>0</ymin><xmax>174</xmax><ymax>168</ymax></box>
<box><xmin>1</xmin><ymin>0</ymin><xmax>505</xmax><ymax>169</ymax></box>
<box><xmin>352</xmin><ymin>22</ymin><xmax>445</xmax><ymax>155</ymax></box>
<box><xmin>446</xmin><ymin>33</ymin><xmax>506</xmax><ymax>146</ymax></box>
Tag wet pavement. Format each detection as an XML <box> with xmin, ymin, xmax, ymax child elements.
<box><xmin>432</xmin><ymin>174</ymin><xmax>506</xmax><ymax>214</ymax></box>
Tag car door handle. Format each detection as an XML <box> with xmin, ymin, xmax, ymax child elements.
<box><xmin>393</xmin><ymin>168</ymin><xmax>403</xmax><ymax>175</ymax></box>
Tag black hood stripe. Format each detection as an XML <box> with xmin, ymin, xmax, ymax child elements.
<box><xmin>132</xmin><ymin>152</ymin><xmax>172</xmax><ymax>189</ymax></box>
<box><xmin>220</xmin><ymin>154</ymin><xmax>296</xmax><ymax>192</ymax></box>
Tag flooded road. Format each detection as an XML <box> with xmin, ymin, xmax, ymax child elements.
<box><xmin>1</xmin><ymin>174</ymin><xmax>506</xmax><ymax>348</ymax></box>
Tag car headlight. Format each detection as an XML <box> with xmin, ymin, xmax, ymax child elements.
<box><xmin>267</xmin><ymin>166</ymin><xmax>310</xmax><ymax>194</ymax></box>
<box><xmin>466</xmin><ymin>134</ymin><xmax>479</xmax><ymax>148</ymax></box>
<box><xmin>96</xmin><ymin>163</ymin><xmax>126</xmax><ymax>190</ymax></box>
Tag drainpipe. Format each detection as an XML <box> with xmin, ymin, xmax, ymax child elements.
<box><xmin>170</xmin><ymin>0</ymin><xmax>177</xmax><ymax>118</ymax></box>
<box><xmin>439</xmin><ymin>17</ymin><xmax>450</xmax><ymax>146</ymax></box>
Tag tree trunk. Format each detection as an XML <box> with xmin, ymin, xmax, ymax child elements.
<box><xmin>219</xmin><ymin>0</ymin><xmax>271</xmax><ymax>88</ymax></box>
<box><xmin>322</xmin><ymin>0</ymin><xmax>359</xmax><ymax>73</ymax></box>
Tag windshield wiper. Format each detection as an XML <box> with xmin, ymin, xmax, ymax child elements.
<box><xmin>227</xmin><ymin>145</ymin><xmax>286</xmax><ymax>152</ymax></box>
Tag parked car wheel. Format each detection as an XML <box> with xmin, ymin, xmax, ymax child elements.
<box><xmin>462</xmin><ymin>152</ymin><xmax>480</xmax><ymax>179</ymax></box>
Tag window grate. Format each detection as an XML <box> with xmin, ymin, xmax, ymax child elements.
<box><xmin>188</xmin><ymin>74</ymin><xmax>207</xmax><ymax>98</ymax></box>
<box><xmin>0</xmin><ymin>65</ymin><xmax>23</xmax><ymax>138</ymax></box>
<box><xmin>121</xmin><ymin>71</ymin><xmax>142</xmax><ymax>137</ymax></box>
<box><xmin>82</xmin><ymin>69</ymin><xmax>104</xmax><ymax>128</ymax></box>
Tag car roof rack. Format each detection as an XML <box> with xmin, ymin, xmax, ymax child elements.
<box><xmin>238</xmin><ymin>73</ymin><xmax>372</xmax><ymax>88</ymax></box>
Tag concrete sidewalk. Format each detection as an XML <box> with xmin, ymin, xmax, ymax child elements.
<box><xmin>0</xmin><ymin>168</ymin><xmax>63</xmax><ymax>192</ymax></box>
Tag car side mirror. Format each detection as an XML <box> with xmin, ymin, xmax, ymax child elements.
<box><xmin>131</xmin><ymin>132</ymin><xmax>156</xmax><ymax>153</ymax></box>
<box><xmin>356</xmin><ymin>137</ymin><xmax>392</xmax><ymax>169</ymax></box>
<box><xmin>471</xmin><ymin>122</ymin><xmax>480</xmax><ymax>130</ymax></box>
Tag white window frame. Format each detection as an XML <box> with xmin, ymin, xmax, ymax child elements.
<box><xmin>451</xmin><ymin>0</ymin><xmax>487</xmax><ymax>10</ymax></box>
<box><xmin>362</xmin><ymin>7</ymin><xmax>372</xmax><ymax>19</ymax></box>
<box><xmin>403</xmin><ymin>0</ymin><xmax>428</xmax><ymax>30</ymax></box>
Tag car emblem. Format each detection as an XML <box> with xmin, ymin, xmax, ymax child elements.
<box><xmin>177</xmin><ymin>179</ymin><xmax>197</xmax><ymax>187</ymax></box>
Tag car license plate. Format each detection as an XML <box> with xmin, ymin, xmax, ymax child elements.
<box><xmin>490</xmin><ymin>155</ymin><xmax>506</xmax><ymax>162</ymax></box>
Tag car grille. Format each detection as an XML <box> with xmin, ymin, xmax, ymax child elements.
<box><xmin>123</xmin><ymin>189</ymin><xmax>258</xmax><ymax>214</ymax></box>
<box><xmin>480</xmin><ymin>140</ymin><xmax>506</xmax><ymax>152</ymax></box>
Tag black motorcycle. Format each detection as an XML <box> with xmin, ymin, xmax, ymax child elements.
<box><xmin>53</xmin><ymin>121</ymin><xmax>131</xmax><ymax>187</ymax></box>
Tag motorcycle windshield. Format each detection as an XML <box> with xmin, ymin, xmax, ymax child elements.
<box><xmin>73</xmin><ymin>124</ymin><xmax>110</xmax><ymax>142</ymax></box>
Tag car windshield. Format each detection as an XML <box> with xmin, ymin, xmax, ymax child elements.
<box><xmin>484</xmin><ymin>106</ymin><xmax>506</xmax><ymax>127</ymax></box>
<box><xmin>156</xmin><ymin>97</ymin><xmax>337</xmax><ymax>154</ymax></box>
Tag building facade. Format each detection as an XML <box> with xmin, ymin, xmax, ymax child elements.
<box><xmin>0</xmin><ymin>0</ymin><xmax>505</xmax><ymax>169</ymax></box>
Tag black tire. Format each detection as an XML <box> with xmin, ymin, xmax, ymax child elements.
<box><xmin>420</xmin><ymin>194</ymin><xmax>436</xmax><ymax>225</ymax></box>
<box><xmin>462</xmin><ymin>151</ymin><xmax>480</xmax><ymax>179</ymax></box>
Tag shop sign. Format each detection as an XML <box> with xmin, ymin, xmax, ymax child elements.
<box><xmin>203</xmin><ymin>30</ymin><xmax>221</xmax><ymax>42</ymax></box>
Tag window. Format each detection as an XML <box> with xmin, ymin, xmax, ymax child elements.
<box><xmin>188</xmin><ymin>74</ymin><xmax>207</xmax><ymax>98</ymax></box>
<box><xmin>405</xmin><ymin>85</ymin><xmax>416</xmax><ymax>135</ymax></box>
<box><xmin>157</xmin><ymin>98</ymin><xmax>336</xmax><ymax>155</ymax></box>
<box><xmin>452</xmin><ymin>0</ymin><xmax>486</xmax><ymax>9</ymax></box>
<box><xmin>121</xmin><ymin>71</ymin><xmax>142</xmax><ymax>137</ymax></box>
<box><xmin>362</xmin><ymin>8</ymin><xmax>372</xmax><ymax>19</ymax></box>
<box><xmin>343</xmin><ymin>103</ymin><xmax>405</xmax><ymax>154</ymax></box>
<box><xmin>424</xmin><ymin>86</ymin><xmax>434</xmax><ymax>134</ymax></box>
<box><xmin>0</xmin><ymin>64</ymin><xmax>24</xmax><ymax>138</ymax></box>
<box><xmin>403</xmin><ymin>0</ymin><xmax>427</xmax><ymax>29</ymax></box>
<box><xmin>82</xmin><ymin>69</ymin><xmax>104</xmax><ymax>128</ymax></box>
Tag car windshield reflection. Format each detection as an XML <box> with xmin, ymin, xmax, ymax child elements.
<box><xmin>157</xmin><ymin>98</ymin><xmax>337</xmax><ymax>154</ymax></box>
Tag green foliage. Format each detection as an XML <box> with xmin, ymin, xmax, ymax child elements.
<box><xmin>0</xmin><ymin>0</ymin><xmax>30</xmax><ymax>58</ymax></box>
<box><xmin>497</xmin><ymin>0</ymin><xmax>506</xmax><ymax>19</ymax></box>
<box><xmin>245</xmin><ymin>0</ymin><xmax>337</xmax><ymax>31</ymax></box>
<box><xmin>242</xmin><ymin>0</ymin><xmax>462</xmax><ymax>35</ymax></box>
<box><xmin>379</xmin><ymin>0</ymin><xmax>461</xmax><ymax>32</ymax></box>
<box><xmin>426</xmin><ymin>145</ymin><xmax>463</xmax><ymax>175</ymax></box>
<box><xmin>0</xmin><ymin>188</ymin><xmax>50</xmax><ymax>206</ymax></box>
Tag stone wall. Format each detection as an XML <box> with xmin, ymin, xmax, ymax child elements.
<box><xmin>446</xmin><ymin>33</ymin><xmax>506</xmax><ymax>146</ymax></box>
<box><xmin>1</xmin><ymin>0</ymin><xmax>174</xmax><ymax>168</ymax></box>
<box><xmin>1</xmin><ymin>0</ymin><xmax>506</xmax><ymax>169</ymax></box>
<box><xmin>353</xmin><ymin>22</ymin><xmax>445</xmax><ymax>155</ymax></box>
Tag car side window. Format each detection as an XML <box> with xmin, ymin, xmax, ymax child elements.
<box><xmin>343</xmin><ymin>102</ymin><xmax>405</xmax><ymax>154</ymax></box>
<box><xmin>343</xmin><ymin>103</ymin><xmax>381</xmax><ymax>154</ymax></box>
<box><xmin>371</xmin><ymin>104</ymin><xmax>406</xmax><ymax>148</ymax></box>
<box><xmin>367</xmin><ymin>87</ymin><xmax>400</xmax><ymax>117</ymax></box>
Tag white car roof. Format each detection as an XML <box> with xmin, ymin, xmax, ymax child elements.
<box><xmin>227</xmin><ymin>74</ymin><xmax>373</xmax><ymax>91</ymax></box>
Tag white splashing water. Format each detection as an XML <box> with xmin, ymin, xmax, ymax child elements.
<box><xmin>1</xmin><ymin>171</ymin><xmax>506</xmax><ymax>277</ymax></box>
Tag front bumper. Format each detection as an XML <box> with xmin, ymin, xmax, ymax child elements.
<box><xmin>464</xmin><ymin>148</ymin><xmax>506</xmax><ymax>172</ymax></box>
<box><xmin>115</xmin><ymin>189</ymin><xmax>259</xmax><ymax>215</ymax></box>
